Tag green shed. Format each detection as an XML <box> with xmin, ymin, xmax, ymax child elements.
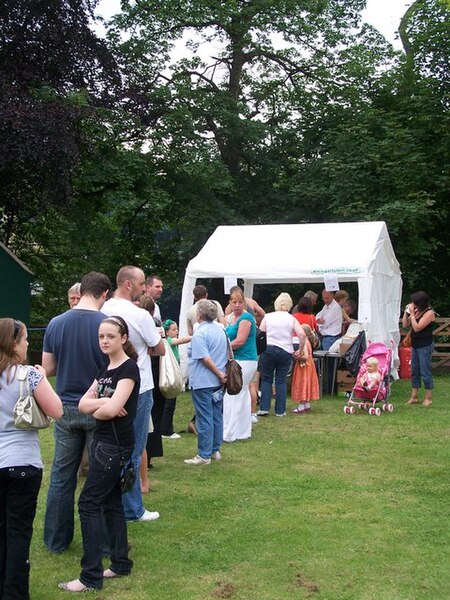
<box><xmin>0</xmin><ymin>242</ymin><xmax>33</xmax><ymax>325</ymax></box>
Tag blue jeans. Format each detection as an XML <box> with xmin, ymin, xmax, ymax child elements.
<box><xmin>260</xmin><ymin>345</ymin><xmax>293</xmax><ymax>415</ymax></box>
<box><xmin>411</xmin><ymin>345</ymin><xmax>434</xmax><ymax>389</ymax></box>
<box><xmin>321</xmin><ymin>335</ymin><xmax>340</xmax><ymax>351</ymax></box>
<box><xmin>78</xmin><ymin>440</ymin><xmax>133</xmax><ymax>589</ymax></box>
<box><xmin>122</xmin><ymin>390</ymin><xmax>153</xmax><ymax>521</ymax></box>
<box><xmin>0</xmin><ymin>466</ymin><xmax>42</xmax><ymax>600</ymax></box>
<box><xmin>191</xmin><ymin>387</ymin><xmax>223</xmax><ymax>459</ymax></box>
<box><xmin>44</xmin><ymin>404</ymin><xmax>96</xmax><ymax>553</ymax></box>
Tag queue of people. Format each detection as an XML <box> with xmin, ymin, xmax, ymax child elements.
<box><xmin>0</xmin><ymin>274</ymin><xmax>436</xmax><ymax>597</ymax></box>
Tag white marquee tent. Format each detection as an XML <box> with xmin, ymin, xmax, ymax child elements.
<box><xmin>179</xmin><ymin>221</ymin><xmax>402</xmax><ymax>356</ymax></box>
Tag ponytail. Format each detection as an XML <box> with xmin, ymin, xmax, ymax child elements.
<box><xmin>123</xmin><ymin>339</ymin><xmax>138</xmax><ymax>362</ymax></box>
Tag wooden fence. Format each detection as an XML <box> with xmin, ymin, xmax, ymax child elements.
<box><xmin>400</xmin><ymin>317</ymin><xmax>450</xmax><ymax>370</ymax></box>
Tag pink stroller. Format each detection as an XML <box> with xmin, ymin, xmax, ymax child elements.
<box><xmin>344</xmin><ymin>341</ymin><xmax>394</xmax><ymax>416</ymax></box>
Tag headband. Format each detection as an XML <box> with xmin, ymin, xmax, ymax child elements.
<box><xmin>163</xmin><ymin>319</ymin><xmax>175</xmax><ymax>331</ymax></box>
<box><xmin>104</xmin><ymin>316</ymin><xmax>127</xmax><ymax>333</ymax></box>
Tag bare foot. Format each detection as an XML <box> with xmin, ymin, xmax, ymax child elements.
<box><xmin>141</xmin><ymin>484</ymin><xmax>149</xmax><ymax>493</ymax></box>
<box><xmin>423</xmin><ymin>398</ymin><xmax>432</xmax><ymax>407</ymax></box>
<box><xmin>103</xmin><ymin>569</ymin><xmax>118</xmax><ymax>579</ymax></box>
<box><xmin>58</xmin><ymin>579</ymin><xmax>95</xmax><ymax>592</ymax></box>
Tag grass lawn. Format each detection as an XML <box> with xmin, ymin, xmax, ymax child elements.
<box><xmin>31</xmin><ymin>376</ymin><xmax>449</xmax><ymax>600</ymax></box>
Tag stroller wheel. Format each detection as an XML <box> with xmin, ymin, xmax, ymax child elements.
<box><xmin>359</xmin><ymin>403</ymin><xmax>366</xmax><ymax>410</ymax></box>
<box><xmin>344</xmin><ymin>406</ymin><xmax>353</xmax><ymax>414</ymax></box>
<box><xmin>375</xmin><ymin>407</ymin><xmax>381</xmax><ymax>416</ymax></box>
<box><xmin>382</xmin><ymin>404</ymin><xmax>387</xmax><ymax>411</ymax></box>
<box><xmin>387</xmin><ymin>403</ymin><xmax>394</xmax><ymax>412</ymax></box>
<box><xmin>349</xmin><ymin>406</ymin><xmax>355</xmax><ymax>414</ymax></box>
<box><xmin>368</xmin><ymin>407</ymin><xmax>375</xmax><ymax>416</ymax></box>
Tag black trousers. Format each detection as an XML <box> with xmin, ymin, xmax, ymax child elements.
<box><xmin>161</xmin><ymin>398</ymin><xmax>177</xmax><ymax>436</ymax></box>
<box><xmin>0</xmin><ymin>465</ymin><xmax>42</xmax><ymax>600</ymax></box>
<box><xmin>78</xmin><ymin>440</ymin><xmax>133</xmax><ymax>589</ymax></box>
<box><xmin>147</xmin><ymin>357</ymin><xmax>164</xmax><ymax>458</ymax></box>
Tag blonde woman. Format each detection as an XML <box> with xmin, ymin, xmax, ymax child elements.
<box><xmin>223</xmin><ymin>289</ymin><xmax>258</xmax><ymax>442</ymax></box>
<box><xmin>334</xmin><ymin>290</ymin><xmax>354</xmax><ymax>333</ymax></box>
<box><xmin>258</xmin><ymin>293</ymin><xmax>306</xmax><ymax>417</ymax></box>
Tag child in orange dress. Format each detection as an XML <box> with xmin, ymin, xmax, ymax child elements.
<box><xmin>291</xmin><ymin>325</ymin><xmax>320</xmax><ymax>414</ymax></box>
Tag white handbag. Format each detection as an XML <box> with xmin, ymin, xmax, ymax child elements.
<box><xmin>13</xmin><ymin>366</ymin><xmax>51</xmax><ymax>430</ymax></box>
<box><xmin>159</xmin><ymin>339</ymin><xmax>184</xmax><ymax>398</ymax></box>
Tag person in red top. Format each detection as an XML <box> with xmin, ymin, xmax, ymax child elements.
<box><xmin>292</xmin><ymin>296</ymin><xmax>318</xmax><ymax>333</ymax></box>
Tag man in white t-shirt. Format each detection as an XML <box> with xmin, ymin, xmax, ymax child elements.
<box><xmin>316</xmin><ymin>290</ymin><xmax>343</xmax><ymax>351</ymax></box>
<box><xmin>103</xmin><ymin>266</ymin><xmax>165</xmax><ymax>522</ymax></box>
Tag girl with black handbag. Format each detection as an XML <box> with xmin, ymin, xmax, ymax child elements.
<box><xmin>59</xmin><ymin>316</ymin><xmax>140</xmax><ymax>593</ymax></box>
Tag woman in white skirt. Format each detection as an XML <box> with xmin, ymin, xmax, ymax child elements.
<box><xmin>223</xmin><ymin>289</ymin><xmax>257</xmax><ymax>442</ymax></box>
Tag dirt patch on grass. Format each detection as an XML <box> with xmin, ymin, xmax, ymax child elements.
<box><xmin>211</xmin><ymin>581</ymin><xmax>235</xmax><ymax>598</ymax></box>
<box><xmin>294</xmin><ymin>572</ymin><xmax>320</xmax><ymax>596</ymax></box>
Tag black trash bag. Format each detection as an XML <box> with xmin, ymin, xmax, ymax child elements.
<box><xmin>344</xmin><ymin>331</ymin><xmax>367</xmax><ymax>377</ymax></box>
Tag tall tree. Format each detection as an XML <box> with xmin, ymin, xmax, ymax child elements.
<box><xmin>111</xmin><ymin>0</ymin><xmax>388</xmax><ymax>180</ymax></box>
<box><xmin>281</xmin><ymin>0</ymin><xmax>450</xmax><ymax>308</ymax></box>
<box><xmin>0</xmin><ymin>0</ymin><xmax>120</xmax><ymax>245</ymax></box>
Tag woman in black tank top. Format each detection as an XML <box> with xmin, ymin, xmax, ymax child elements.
<box><xmin>402</xmin><ymin>291</ymin><xmax>435</xmax><ymax>407</ymax></box>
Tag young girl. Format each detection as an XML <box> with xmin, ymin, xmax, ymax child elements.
<box><xmin>357</xmin><ymin>357</ymin><xmax>381</xmax><ymax>391</ymax></box>
<box><xmin>291</xmin><ymin>324</ymin><xmax>320</xmax><ymax>414</ymax></box>
<box><xmin>59</xmin><ymin>316</ymin><xmax>140</xmax><ymax>593</ymax></box>
<box><xmin>160</xmin><ymin>319</ymin><xmax>191</xmax><ymax>438</ymax></box>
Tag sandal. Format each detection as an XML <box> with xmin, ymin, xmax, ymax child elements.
<box><xmin>58</xmin><ymin>580</ymin><xmax>96</xmax><ymax>593</ymax></box>
<box><xmin>405</xmin><ymin>398</ymin><xmax>419</xmax><ymax>405</ymax></box>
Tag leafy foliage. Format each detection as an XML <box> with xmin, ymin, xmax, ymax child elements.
<box><xmin>0</xmin><ymin>0</ymin><xmax>449</xmax><ymax>319</ymax></box>
<box><xmin>0</xmin><ymin>0</ymin><xmax>120</xmax><ymax>244</ymax></box>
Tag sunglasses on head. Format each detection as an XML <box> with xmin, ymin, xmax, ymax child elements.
<box><xmin>13</xmin><ymin>320</ymin><xmax>21</xmax><ymax>339</ymax></box>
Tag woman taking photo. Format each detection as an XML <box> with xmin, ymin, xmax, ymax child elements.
<box><xmin>60</xmin><ymin>316</ymin><xmax>140</xmax><ymax>593</ymax></box>
<box><xmin>223</xmin><ymin>289</ymin><xmax>258</xmax><ymax>443</ymax></box>
<box><xmin>0</xmin><ymin>318</ymin><xmax>62</xmax><ymax>600</ymax></box>
<box><xmin>402</xmin><ymin>291</ymin><xmax>436</xmax><ymax>407</ymax></box>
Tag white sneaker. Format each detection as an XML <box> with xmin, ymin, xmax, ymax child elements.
<box><xmin>212</xmin><ymin>451</ymin><xmax>221</xmax><ymax>461</ymax></box>
<box><xmin>161</xmin><ymin>433</ymin><xmax>181</xmax><ymax>439</ymax></box>
<box><xmin>275</xmin><ymin>412</ymin><xmax>286</xmax><ymax>417</ymax></box>
<box><xmin>251</xmin><ymin>414</ymin><xmax>259</xmax><ymax>424</ymax></box>
<box><xmin>184</xmin><ymin>455</ymin><xmax>211</xmax><ymax>465</ymax></box>
<box><xmin>136</xmin><ymin>510</ymin><xmax>160</xmax><ymax>522</ymax></box>
<box><xmin>256</xmin><ymin>410</ymin><xmax>269</xmax><ymax>417</ymax></box>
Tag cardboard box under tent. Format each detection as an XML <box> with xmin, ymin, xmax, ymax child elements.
<box><xmin>178</xmin><ymin>221</ymin><xmax>402</xmax><ymax>375</ymax></box>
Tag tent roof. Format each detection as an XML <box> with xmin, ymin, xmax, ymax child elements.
<box><xmin>186</xmin><ymin>221</ymin><xmax>401</xmax><ymax>283</ymax></box>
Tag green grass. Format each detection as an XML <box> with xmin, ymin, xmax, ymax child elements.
<box><xmin>31</xmin><ymin>377</ymin><xmax>450</xmax><ymax>599</ymax></box>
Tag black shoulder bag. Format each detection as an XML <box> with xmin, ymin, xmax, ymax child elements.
<box><xmin>111</xmin><ymin>421</ymin><xmax>136</xmax><ymax>494</ymax></box>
